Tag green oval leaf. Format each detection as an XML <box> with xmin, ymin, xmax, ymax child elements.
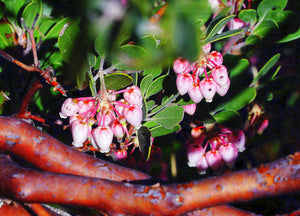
<box><xmin>253</xmin><ymin>20</ymin><xmax>276</xmax><ymax>38</ymax></box>
<box><xmin>22</xmin><ymin>0</ymin><xmax>42</xmax><ymax>28</ymax></box>
<box><xmin>104</xmin><ymin>73</ymin><xmax>133</xmax><ymax>90</ymax></box>
<box><xmin>230</xmin><ymin>59</ymin><xmax>249</xmax><ymax>79</ymax></box>
<box><xmin>58</xmin><ymin>22</ymin><xmax>80</xmax><ymax>62</ymax></box>
<box><xmin>251</xmin><ymin>54</ymin><xmax>280</xmax><ymax>85</ymax></box>
<box><xmin>206</xmin><ymin>15</ymin><xmax>235</xmax><ymax>40</ymax></box>
<box><xmin>0</xmin><ymin>23</ymin><xmax>14</xmax><ymax>49</ymax></box>
<box><xmin>145</xmin><ymin>75</ymin><xmax>167</xmax><ymax>98</ymax></box>
<box><xmin>257</xmin><ymin>0</ymin><xmax>287</xmax><ymax>20</ymax></box>
<box><xmin>143</xmin><ymin>66</ymin><xmax>162</xmax><ymax>79</ymax></box>
<box><xmin>238</xmin><ymin>9</ymin><xmax>257</xmax><ymax>25</ymax></box>
<box><xmin>95</xmin><ymin>25</ymin><xmax>112</xmax><ymax>58</ymax></box>
<box><xmin>245</xmin><ymin>35</ymin><xmax>260</xmax><ymax>45</ymax></box>
<box><xmin>140</xmin><ymin>74</ymin><xmax>153</xmax><ymax>96</ymax></box>
<box><xmin>151</xmin><ymin>105</ymin><xmax>184</xmax><ymax>129</ymax></box>
<box><xmin>150</xmin><ymin>124</ymin><xmax>181</xmax><ymax>137</ymax></box>
<box><xmin>214</xmin><ymin>87</ymin><xmax>257</xmax><ymax>112</ymax></box>
<box><xmin>44</xmin><ymin>17</ymin><xmax>73</xmax><ymax>41</ymax></box>
<box><xmin>205</xmin><ymin>29</ymin><xmax>243</xmax><ymax>44</ymax></box>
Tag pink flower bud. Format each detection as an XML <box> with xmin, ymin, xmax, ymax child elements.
<box><xmin>188</xmin><ymin>80</ymin><xmax>203</xmax><ymax>103</ymax></box>
<box><xmin>187</xmin><ymin>144</ymin><xmax>206</xmax><ymax>167</ymax></box>
<box><xmin>216</xmin><ymin>78</ymin><xmax>230</xmax><ymax>96</ymax></box>
<box><xmin>123</xmin><ymin>86</ymin><xmax>143</xmax><ymax>107</ymax></box>
<box><xmin>191</xmin><ymin>126</ymin><xmax>205</xmax><ymax>139</ymax></box>
<box><xmin>257</xmin><ymin>119</ymin><xmax>269</xmax><ymax>135</ymax></box>
<box><xmin>111</xmin><ymin>120</ymin><xmax>125</xmax><ymax>139</ymax></box>
<box><xmin>60</xmin><ymin>98</ymin><xmax>78</xmax><ymax>119</ymax></box>
<box><xmin>173</xmin><ymin>57</ymin><xmax>190</xmax><ymax>74</ymax></box>
<box><xmin>97</xmin><ymin>111</ymin><xmax>114</xmax><ymax>126</ymax></box>
<box><xmin>229</xmin><ymin>130</ymin><xmax>246</xmax><ymax>152</ymax></box>
<box><xmin>176</xmin><ymin>73</ymin><xmax>193</xmax><ymax>95</ymax></box>
<box><xmin>209</xmin><ymin>136</ymin><xmax>223</xmax><ymax>150</ymax></box>
<box><xmin>205</xmin><ymin>150</ymin><xmax>224</xmax><ymax>170</ymax></box>
<box><xmin>229</xmin><ymin>18</ymin><xmax>246</xmax><ymax>30</ymax></box>
<box><xmin>71</xmin><ymin>120</ymin><xmax>89</xmax><ymax>148</ymax></box>
<box><xmin>200</xmin><ymin>77</ymin><xmax>217</xmax><ymax>102</ymax></box>
<box><xmin>183</xmin><ymin>103</ymin><xmax>196</xmax><ymax>116</ymax></box>
<box><xmin>77</xmin><ymin>100</ymin><xmax>95</xmax><ymax>114</ymax></box>
<box><xmin>115</xmin><ymin>149</ymin><xmax>128</xmax><ymax>160</ymax></box>
<box><xmin>219</xmin><ymin>143</ymin><xmax>238</xmax><ymax>167</ymax></box>
<box><xmin>124</xmin><ymin>104</ymin><xmax>143</xmax><ymax>128</ymax></box>
<box><xmin>207</xmin><ymin>51</ymin><xmax>223</xmax><ymax>69</ymax></box>
<box><xmin>92</xmin><ymin>126</ymin><xmax>113</xmax><ymax>153</ymax></box>
<box><xmin>202</xmin><ymin>43</ymin><xmax>211</xmax><ymax>54</ymax></box>
<box><xmin>211</xmin><ymin>65</ymin><xmax>228</xmax><ymax>86</ymax></box>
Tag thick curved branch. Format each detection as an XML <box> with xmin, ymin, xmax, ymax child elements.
<box><xmin>0</xmin><ymin>116</ymin><xmax>149</xmax><ymax>181</ymax></box>
<box><xmin>0</xmin><ymin>152</ymin><xmax>299</xmax><ymax>216</ymax></box>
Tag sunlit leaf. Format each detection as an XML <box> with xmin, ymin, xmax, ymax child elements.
<box><xmin>104</xmin><ymin>73</ymin><xmax>132</xmax><ymax>90</ymax></box>
<box><xmin>205</xmin><ymin>15</ymin><xmax>235</xmax><ymax>40</ymax></box>
<box><xmin>253</xmin><ymin>20</ymin><xmax>276</xmax><ymax>38</ymax></box>
<box><xmin>257</xmin><ymin>0</ymin><xmax>287</xmax><ymax>20</ymax></box>
<box><xmin>277</xmin><ymin>28</ymin><xmax>300</xmax><ymax>43</ymax></box>
<box><xmin>44</xmin><ymin>17</ymin><xmax>73</xmax><ymax>41</ymax></box>
<box><xmin>140</xmin><ymin>74</ymin><xmax>153</xmax><ymax>96</ymax></box>
<box><xmin>205</xmin><ymin>29</ymin><xmax>243</xmax><ymax>44</ymax></box>
<box><xmin>150</xmin><ymin>124</ymin><xmax>181</xmax><ymax>137</ymax></box>
<box><xmin>143</xmin><ymin>66</ymin><xmax>162</xmax><ymax>79</ymax></box>
<box><xmin>238</xmin><ymin>9</ymin><xmax>257</xmax><ymax>25</ymax></box>
<box><xmin>245</xmin><ymin>35</ymin><xmax>260</xmax><ymax>45</ymax></box>
<box><xmin>0</xmin><ymin>23</ymin><xmax>14</xmax><ymax>49</ymax></box>
<box><xmin>151</xmin><ymin>105</ymin><xmax>184</xmax><ymax>129</ymax></box>
<box><xmin>145</xmin><ymin>75</ymin><xmax>167</xmax><ymax>98</ymax></box>
<box><xmin>229</xmin><ymin>59</ymin><xmax>249</xmax><ymax>79</ymax></box>
<box><xmin>22</xmin><ymin>0</ymin><xmax>42</xmax><ymax>28</ymax></box>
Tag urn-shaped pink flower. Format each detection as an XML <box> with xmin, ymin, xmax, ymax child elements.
<box><xmin>211</xmin><ymin>65</ymin><xmax>228</xmax><ymax>86</ymax></box>
<box><xmin>219</xmin><ymin>143</ymin><xmax>238</xmax><ymax>167</ymax></box>
<box><xmin>92</xmin><ymin>126</ymin><xmax>113</xmax><ymax>153</ymax></box>
<box><xmin>60</xmin><ymin>98</ymin><xmax>78</xmax><ymax>119</ymax></box>
<box><xmin>200</xmin><ymin>77</ymin><xmax>217</xmax><ymax>102</ymax></box>
<box><xmin>124</xmin><ymin>104</ymin><xmax>143</xmax><ymax>128</ymax></box>
<box><xmin>71</xmin><ymin>120</ymin><xmax>89</xmax><ymax>148</ymax></box>
<box><xmin>176</xmin><ymin>73</ymin><xmax>193</xmax><ymax>95</ymax></box>
<box><xmin>173</xmin><ymin>57</ymin><xmax>190</xmax><ymax>74</ymax></box>
<box><xmin>205</xmin><ymin>150</ymin><xmax>224</xmax><ymax>170</ymax></box>
<box><xmin>188</xmin><ymin>80</ymin><xmax>203</xmax><ymax>103</ymax></box>
<box><xmin>123</xmin><ymin>85</ymin><xmax>143</xmax><ymax>107</ymax></box>
<box><xmin>183</xmin><ymin>103</ymin><xmax>197</xmax><ymax>116</ymax></box>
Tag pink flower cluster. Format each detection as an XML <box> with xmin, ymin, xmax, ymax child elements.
<box><xmin>187</xmin><ymin>125</ymin><xmax>245</xmax><ymax>174</ymax></box>
<box><xmin>59</xmin><ymin>86</ymin><xmax>143</xmax><ymax>154</ymax></box>
<box><xmin>173</xmin><ymin>44</ymin><xmax>230</xmax><ymax>108</ymax></box>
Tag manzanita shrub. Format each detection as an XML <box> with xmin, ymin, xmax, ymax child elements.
<box><xmin>0</xmin><ymin>0</ymin><xmax>299</xmax><ymax>215</ymax></box>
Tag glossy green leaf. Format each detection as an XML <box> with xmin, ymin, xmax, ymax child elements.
<box><xmin>150</xmin><ymin>94</ymin><xmax>179</xmax><ymax>115</ymax></box>
<box><xmin>238</xmin><ymin>9</ymin><xmax>257</xmax><ymax>25</ymax></box>
<box><xmin>245</xmin><ymin>35</ymin><xmax>260</xmax><ymax>45</ymax></box>
<box><xmin>87</xmin><ymin>53</ymin><xmax>97</xmax><ymax>68</ymax></box>
<box><xmin>145</xmin><ymin>75</ymin><xmax>167</xmax><ymax>98</ymax></box>
<box><xmin>205</xmin><ymin>29</ymin><xmax>243</xmax><ymax>44</ymax></box>
<box><xmin>146</xmin><ymin>100</ymin><xmax>155</xmax><ymax>111</ymax></box>
<box><xmin>140</xmin><ymin>74</ymin><xmax>153</xmax><ymax>96</ymax></box>
<box><xmin>2</xmin><ymin>0</ymin><xmax>25</xmax><ymax>18</ymax></box>
<box><xmin>271</xmin><ymin>66</ymin><xmax>281</xmax><ymax>80</ymax></box>
<box><xmin>213</xmin><ymin>110</ymin><xmax>242</xmax><ymax>129</ymax></box>
<box><xmin>151</xmin><ymin>105</ymin><xmax>184</xmax><ymax>129</ymax></box>
<box><xmin>22</xmin><ymin>0</ymin><xmax>42</xmax><ymax>28</ymax></box>
<box><xmin>277</xmin><ymin>28</ymin><xmax>300</xmax><ymax>43</ymax></box>
<box><xmin>143</xmin><ymin>66</ymin><xmax>162</xmax><ymax>79</ymax></box>
<box><xmin>253</xmin><ymin>20</ymin><xmax>276</xmax><ymax>38</ymax></box>
<box><xmin>44</xmin><ymin>18</ymin><xmax>73</xmax><ymax>41</ymax></box>
<box><xmin>104</xmin><ymin>73</ymin><xmax>132</xmax><ymax>90</ymax></box>
<box><xmin>206</xmin><ymin>15</ymin><xmax>235</xmax><ymax>40</ymax></box>
<box><xmin>58</xmin><ymin>22</ymin><xmax>80</xmax><ymax>62</ymax></box>
<box><xmin>264</xmin><ymin>10</ymin><xmax>291</xmax><ymax>26</ymax></box>
<box><xmin>251</xmin><ymin>54</ymin><xmax>280</xmax><ymax>85</ymax></box>
<box><xmin>214</xmin><ymin>87</ymin><xmax>256</xmax><ymax>112</ymax></box>
<box><xmin>230</xmin><ymin>59</ymin><xmax>249</xmax><ymax>79</ymax></box>
<box><xmin>0</xmin><ymin>23</ymin><xmax>14</xmax><ymax>49</ymax></box>
<box><xmin>257</xmin><ymin>0</ymin><xmax>287</xmax><ymax>20</ymax></box>
<box><xmin>150</xmin><ymin>124</ymin><xmax>181</xmax><ymax>137</ymax></box>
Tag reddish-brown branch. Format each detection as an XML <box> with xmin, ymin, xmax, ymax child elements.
<box><xmin>0</xmin><ymin>199</ymin><xmax>31</xmax><ymax>216</ymax></box>
<box><xmin>0</xmin><ymin>50</ymin><xmax>67</xmax><ymax>96</ymax></box>
<box><xmin>15</xmin><ymin>79</ymin><xmax>44</xmax><ymax>123</ymax></box>
<box><xmin>0</xmin><ymin>116</ymin><xmax>150</xmax><ymax>181</ymax></box>
<box><xmin>0</xmin><ymin>152</ymin><xmax>299</xmax><ymax>215</ymax></box>
<box><xmin>26</xmin><ymin>203</ymin><xmax>53</xmax><ymax>216</ymax></box>
<box><xmin>149</xmin><ymin>4</ymin><xmax>167</xmax><ymax>24</ymax></box>
<box><xmin>184</xmin><ymin>205</ymin><xmax>259</xmax><ymax>216</ymax></box>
